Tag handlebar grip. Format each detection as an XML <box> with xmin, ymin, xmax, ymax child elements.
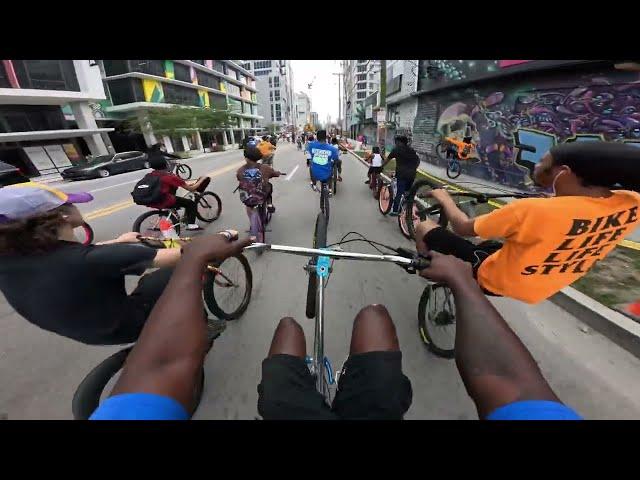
<box><xmin>413</xmin><ymin>257</ymin><xmax>431</xmax><ymax>270</ymax></box>
<box><xmin>515</xmin><ymin>143</ymin><xmax>536</xmax><ymax>153</ymax></box>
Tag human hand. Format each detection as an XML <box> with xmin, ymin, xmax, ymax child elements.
<box><xmin>182</xmin><ymin>230</ymin><xmax>255</xmax><ymax>264</ymax></box>
<box><xmin>419</xmin><ymin>250</ymin><xmax>474</xmax><ymax>288</ymax></box>
<box><xmin>428</xmin><ymin>188</ymin><xmax>451</xmax><ymax>203</ymax></box>
<box><xmin>116</xmin><ymin>232</ymin><xmax>142</xmax><ymax>243</ymax></box>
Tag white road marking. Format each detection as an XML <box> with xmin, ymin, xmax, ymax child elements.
<box><xmin>88</xmin><ymin>179</ymin><xmax>139</xmax><ymax>193</ymax></box>
<box><xmin>286</xmin><ymin>165</ymin><xmax>299</xmax><ymax>181</ymax></box>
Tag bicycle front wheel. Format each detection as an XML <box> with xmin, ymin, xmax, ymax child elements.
<box><xmin>176</xmin><ymin>163</ymin><xmax>193</xmax><ymax>180</ymax></box>
<box><xmin>378</xmin><ymin>183</ymin><xmax>393</xmax><ymax>215</ymax></box>
<box><xmin>398</xmin><ymin>203</ymin><xmax>412</xmax><ymax>239</ymax></box>
<box><xmin>195</xmin><ymin>192</ymin><xmax>222</xmax><ymax>222</ymax></box>
<box><xmin>446</xmin><ymin>160</ymin><xmax>462</xmax><ymax>179</ymax></box>
<box><xmin>203</xmin><ymin>254</ymin><xmax>253</xmax><ymax>320</ymax></box>
<box><xmin>418</xmin><ymin>283</ymin><xmax>456</xmax><ymax>358</ymax></box>
<box><xmin>306</xmin><ymin>213</ymin><xmax>327</xmax><ymax>319</ymax></box>
<box><xmin>320</xmin><ymin>185</ymin><xmax>330</xmax><ymax>224</ymax></box>
<box><xmin>132</xmin><ymin>210</ymin><xmax>181</xmax><ymax>238</ymax></box>
<box><xmin>404</xmin><ymin>180</ymin><xmax>449</xmax><ymax>239</ymax></box>
<box><xmin>332</xmin><ymin>167</ymin><xmax>338</xmax><ymax>196</ymax></box>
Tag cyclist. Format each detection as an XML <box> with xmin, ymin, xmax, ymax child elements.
<box><xmin>0</xmin><ymin>182</ymin><xmax>226</xmax><ymax>346</ymax></box>
<box><xmin>364</xmin><ymin>146</ymin><xmax>384</xmax><ymax>185</ymax></box>
<box><xmin>381</xmin><ymin>135</ymin><xmax>421</xmax><ymax>216</ymax></box>
<box><xmin>330</xmin><ymin>137</ymin><xmax>343</xmax><ymax>182</ymax></box>
<box><xmin>296</xmin><ymin>136</ymin><xmax>303</xmax><ymax>151</ymax></box>
<box><xmin>148</xmin><ymin>143</ymin><xmax>181</xmax><ymax>172</ymax></box>
<box><xmin>307</xmin><ymin>130</ymin><xmax>340</xmax><ymax>192</ymax></box>
<box><xmin>236</xmin><ymin>146</ymin><xmax>285</xmax><ymax>218</ymax></box>
<box><xmin>138</xmin><ymin>157</ymin><xmax>211</xmax><ymax>232</ymax></box>
<box><xmin>258</xmin><ymin>136</ymin><xmax>276</xmax><ymax>166</ymax></box>
<box><xmin>88</xmin><ymin>238</ymin><xmax>580</xmax><ymax>420</ymax></box>
<box><xmin>414</xmin><ymin>141</ymin><xmax>640</xmax><ymax>305</ymax></box>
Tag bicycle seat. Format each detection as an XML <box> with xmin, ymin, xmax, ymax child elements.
<box><xmin>71</xmin><ymin>346</ymin><xmax>132</xmax><ymax>420</ymax></box>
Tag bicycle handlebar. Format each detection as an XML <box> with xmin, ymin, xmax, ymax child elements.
<box><xmin>244</xmin><ymin>243</ymin><xmax>430</xmax><ymax>272</ymax></box>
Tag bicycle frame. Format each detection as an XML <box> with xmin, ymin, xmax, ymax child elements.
<box><xmin>244</xmin><ymin>243</ymin><xmax>421</xmax><ymax>396</ymax></box>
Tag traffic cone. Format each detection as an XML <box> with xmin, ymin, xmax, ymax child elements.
<box><xmin>159</xmin><ymin>218</ymin><xmax>179</xmax><ymax>239</ymax></box>
<box><xmin>628</xmin><ymin>300</ymin><xmax>640</xmax><ymax>317</ymax></box>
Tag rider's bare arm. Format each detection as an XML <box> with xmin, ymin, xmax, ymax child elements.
<box><xmin>182</xmin><ymin>177</ymin><xmax>207</xmax><ymax>192</ymax></box>
<box><xmin>96</xmin><ymin>232</ymin><xmax>142</xmax><ymax>246</ymax></box>
<box><xmin>420</xmin><ymin>251</ymin><xmax>561</xmax><ymax>419</ymax></box>
<box><xmin>431</xmin><ymin>189</ymin><xmax>476</xmax><ymax>237</ymax></box>
<box><xmin>152</xmin><ymin>248</ymin><xmax>182</xmax><ymax>268</ymax></box>
<box><xmin>107</xmin><ymin>233</ymin><xmax>253</xmax><ymax>413</ymax></box>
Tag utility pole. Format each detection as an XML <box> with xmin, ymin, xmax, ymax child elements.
<box><xmin>377</xmin><ymin>59</ymin><xmax>387</xmax><ymax>151</ymax></box>
<box><xmin>332</xmin><ymin>70</ymin><xmax>343</xmax><ymax>136</ymax></box>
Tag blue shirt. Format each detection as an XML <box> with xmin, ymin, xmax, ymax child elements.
<box><xmin>306</xmin><ymin>141</ymin><xmax>339</xmax><ymax>182</ymax></box>
<box><xmin>90</xmin><ymin>393</ymin><xmax>582</xmax><ymax>421</ymax></box>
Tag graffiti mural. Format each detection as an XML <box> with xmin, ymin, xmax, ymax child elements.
<box><xmin>419</xmin><ymin>69</ymin><xmax>640</xmax><ymax>189</ymax></box>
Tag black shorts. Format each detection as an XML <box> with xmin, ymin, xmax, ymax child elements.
<box><xmin>424</xmin><ymin>227</ymin><xmax>503</xmax><ymax>279</ymax></box>
<box><xmin>368</xmin><ymin>166</ymin><xmax>383</xmax><ymax>175</ymax></box>
<box><xmin>257</xmin><ymin>351</ymin><xmax>412</xmax><ymax>420</ymax></box>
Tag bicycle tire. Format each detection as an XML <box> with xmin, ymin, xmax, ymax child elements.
<box><xmin>435</xmin><ymin>141</ymin><xmax>448</xmax><ymax>160</ymax></box>
<box><xmin>332</xmin><ymin>167</ymin><xmax>338</xmax><ymax>196</ymax></box>
<box><xmin>404</xmin><ymin>179</ymin><xmax>449</xmax><ymax>239</ymax></box>
<box><xmin>417</xmin><ymin>284</ymin><xmax>456</xmax><ymax>358</ymax></box>
<box><xmin>378</xmin><ymin>184</ymin><xmax>393</xmax><ymax>215</ymax></box>
<box><xmin>132</xmin><ymin>210</ymin><xmax>182</xmax><ymax>237</ymax></box>
<box><xmin>264</xmin><ymin>195</ymin><xmax>273</xmax><ymax>225</ymax></box>
<box><xmin>195</xmin><ymin>191</ymin><xmax>222</xmax><ymax>223</ymax></box>
<box><xmin>398</xmin><ymin>204</ymin><xmax>412</xmax><ymax>239</ymax></box>
<box><xmin>306</xmin><ymin>213</ymin><xmax>327</xmax><ymax>319</ymax></box>
<box><xmin>320</xmin><ymin>185</ymin><xmax>330</xmax><ymax>224</ymax></box>
<box><xmin>203</xmin><ymin>254</ymin><xmax>253</xmax><ymax>320</ymax></box>
<box><xmin>446</xmin><ymin>160</ymin><xmax>462</xmax><ymax>179</ymax></box>
<box><xmin>176</xmin><ymin>163</ymin><xmax>193</xmax><ymax>180</ymax></box>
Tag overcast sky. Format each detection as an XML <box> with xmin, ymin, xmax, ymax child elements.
<box><xmin>291</xmin><ymin>60</ymin><xmax>341</xmax><ymax>124</ymax></box>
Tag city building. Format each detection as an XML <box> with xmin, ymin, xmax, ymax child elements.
<box><xmin>384</xmin><ymin>60</ymin><xmax>420</xmax><ymax>145</ymax></box>
<box><xmin>242</xmin><ymin>60</ymin><xmax>294</xmax><ymax>132</ymax></box>
<box><xmin>100</xmin><ymin>60</ymin><xmax>261</xmax><ymax>153</ymax></box>
<box><xmin>310</xmin><ymin>112</ymin><xmax>319</xmax><ymax>129</ymax></box>
<box><xmin>0</xmin><ymin>60</ymin><xmax>115</xmax><ymax>178</ymax></box>
<box><xmin>295</xmin><ymin>91</ymin><xmax>311</xmax><ymax>130</ymax></box>
<box><xmin>342</xmin><ymin>60</ymin><xmax>380</xmax><ymax>139</ymax></box>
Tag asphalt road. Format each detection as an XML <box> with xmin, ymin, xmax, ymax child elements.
<box><xmin>2</xmin><ymin>143</ymin><xmax>640</xmax><ymax>420</ymax></box>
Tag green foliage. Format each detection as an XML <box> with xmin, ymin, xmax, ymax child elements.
<box><xmin>126</xmin><ymin>106</ymin><xmax>233</xmax><ymax>137</ymax></box>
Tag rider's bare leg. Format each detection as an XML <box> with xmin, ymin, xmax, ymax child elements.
<box><xmin>267</xmin><ymin>317</ymin><xmax>306</xmax><ymax>358</ymax></box>
<box><xmin>349</xmin><ymin>304</ymin><xmax>400</xmax><ymax>354</ymax></box>
<box><xmin>415</xmin><ymin>219</ymin><xmax>440</xmax><ymax>255</ymax></box>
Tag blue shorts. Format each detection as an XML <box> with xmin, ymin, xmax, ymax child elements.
<box><xmin>89</xmin><ymin>393</ymin><xmax>189</xmax><ymax>420</ymax></box>
<box><xmin>487</xmin><ymin>400</ymin><xmax>582</xmax><ymax>420</ymax></box>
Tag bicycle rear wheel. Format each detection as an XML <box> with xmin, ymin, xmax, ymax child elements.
<box><xmin>418</xmin><ymin>284</ymin><xmax>456</xmax><ymax>358</ymax></box>
<box><xmin>446</xmin><ymin>160</ymin><xmax>462</xmax><ymax>179</ymax></box>
<box><xmin>176</xmin><ymin>163</ymin><xmax>193</xmax><ymax>180</ymax></box>
<box><xmin>249</xmin><ymin>208</ymin><xmax>265</xmax><ymax>243</ymax></box>
<box><xmin>378</xmin><ymin>183</ymin><xmax>393</xmax><ymax>215</ymax></box>
<box><xmin>435</xmin><ymin>142</ymin><xmax>448</xmax><ymax>160</ymax></box>
<box><xmin>133</xmin><ymin>210</ymin><xmax>182</xmax><ymax>238</ymax></box>
<box><xmin>195</xmin><ymin>191</ymin><xmax>222</xmax><ymax>222</ymax></box>
<box><xmin>306</xmin><ymin>213</ymin><xmax>327</xmax><ymax>319</ymax></box>
<box><xmin>203</xmin><ymin>254</ymin><xmax>253</xmax><ymax>320</ymax></box>
<box><xmin>398</xmin><ymin>203</ymin><xmax>412</xmax><ymax>239</ymax></box>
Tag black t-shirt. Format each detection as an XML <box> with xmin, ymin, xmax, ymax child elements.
<box><xmin>388</xmin><ymin>144</ymin><xmax>420</xmax><ymax>180</ymax></box>
<box><xmin>0</xmin><ymin>241</ymin><xmax>157</xmax><ymax>345</ymax></box>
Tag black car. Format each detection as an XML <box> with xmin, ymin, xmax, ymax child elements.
<box><xmin>61</xmin><ymin>151</ymin><xmax>149</xmax><ymax>180</ymax></box>
<box><xmin>0</xmin><ymin>161</ymin><xmax>29</xmax><ymax>187</ymax></box>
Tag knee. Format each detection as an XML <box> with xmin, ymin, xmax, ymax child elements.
<box><xmin>354</xmin><ymin>304</ymin><xmax>391</xmax><ymax>326</ymax></box>
<box><xmin>277</xmin><ymin>316</ymin><xmax>302</xmax><ymax>331</ymax></box>
<box><xmin>415</xmin><ymin>219</ymin><xmax>438</xmax><ymax>239</ymax></box>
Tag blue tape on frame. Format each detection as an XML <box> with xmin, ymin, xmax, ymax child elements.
<box><xmin>316</xmin><ymin>256</ymin><xmax>330</xmax><ymax>278</ymax></box>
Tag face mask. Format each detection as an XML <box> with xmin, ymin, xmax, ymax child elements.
<box><xmin>551</xmin><ymin>169</ymin><xmax>566</xmax><ymax>196</ymax></box>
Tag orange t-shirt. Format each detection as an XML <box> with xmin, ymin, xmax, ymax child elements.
<box><xmin>474</xmin><ymin>191</ymin><xmax>640</xmax><ymax>304</ymax></box>
<box><xmin>258</xmin><ymin>141</ymin><xmax>275</xmax><ymax>157</ymax></box>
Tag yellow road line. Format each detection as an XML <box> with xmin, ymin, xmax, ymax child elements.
<box><xmin>353</xmin><ymin>151</ymin><xmax>640</xmax><ymax>252</ymax></box>
<box><xmin>84</xmin><ymin>161</ymin><xmax>245</xmax><ymax>222</ymax></box>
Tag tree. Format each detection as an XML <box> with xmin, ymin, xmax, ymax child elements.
<box><xmin>126</xmin><ymin>106</ymin><xmax>233</xmax><ymax>138</ymax></box>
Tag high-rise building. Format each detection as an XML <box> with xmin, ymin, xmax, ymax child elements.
<box><xmin>343</xmin><ymin>60</ymin><xmax>380</xmax><ymax>138</ymax></box>
<box><xmin>295</xmin><ymin>91</ymin><xmax>311</xmax><ymax>130</ymax></box>
<box><xmin>310</xmin><ymin>112</ymin><xmax>319</xmax><ymax>128</ymax></box>
<box><xmin>0</xmin><ymin>60</ymin><xmax>115</xmax><ymax>178</ymax></box>
<box><xmin>242</xmin><ymin>60</ymin><xmax>294</xmax><ymax>131</ymax></box>
<box><xmin>100</xmin><ymin>60</ymin><xmax>261</xmax><ymax>152</ymax></box>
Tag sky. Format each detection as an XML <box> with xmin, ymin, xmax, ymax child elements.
<box><xmin>290</xmin><ymin>60</ymin><xmax>341</xmax><ymax>124</ymax></box>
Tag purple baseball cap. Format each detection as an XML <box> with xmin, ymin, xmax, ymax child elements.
<box><xmin>0</xmin><ymin>182</ymin><xmax>93</xmax><ymax>223</ymax></box>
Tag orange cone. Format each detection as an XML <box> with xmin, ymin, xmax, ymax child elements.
<box><xmin>628</xmin><ymin>300</ymin><xmax>640</xmax><ymax>317</ymax></box>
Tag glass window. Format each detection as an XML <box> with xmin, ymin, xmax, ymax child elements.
<box><xmin>130</xmin><ymin>60</ymin><xmax>165</xmax><ymax>77</ymax></box>
<box><xmin>211</xmin><ymin>61</ymin><xmax>225</xmax><ymax>73</ymax></box>
<box><xmin>226</xmin><ymin>83</ymin><xmax>241</xmax><ymax>97</ymax></box>
<box><xmin>173</xmin><ymin>63</ymin><xmax>191</xmax><ymax>83</ymax></box>
<box><xmin>356</xmin><ymin>74</ymin><xmax>366</xmax><ymax>81</ymax></box>
<box><xmin>357</xmin><ymin>65</ymin><xmax>366</xmax><ymax>72</ymax></box>
<box><xmin>268</xmin><ymin>77</ymin><xmax>272</xmax><ymax>87</ymax></box>
<box><xmin>12</xmin><ymin>60</ymin><xmax>79</xmax><ymax>91</ymax></box>
<box><xmin>272</xmin><ymin>76</ymin><xmax>280</xmax><ymax>87</ymax></box>
<box><xmin>103</xmin><ymin>60</ymin><xmax>131</xmax><ymax>76</ymax></box>
<box><xmin>163</xmin><ymin>83</ymin><xmax>199</xmax><ymax>106</ymax></box>
<box><xmin>255</xmin><ymin>70</ymin><xmax>269</xmax><ymax>76</ymax></box>
<box><xmin>209</xmin><ymin>93</ymin><xmax>227</xmax><ymax>110</ymax></box>
<box><xmin>198</xmin><ymin>73</ymin><xmax>221</xmax><ymax>91</ymax></box>
<box><xmin>0</xmin><ymin>105</ymin><xmax>66</xmax><ymax>133</ymax></box>
<box><xmin>107</xmin><ymin>78</ymin><xmax>145</xmax><ymax>105</ymax></box>
<box><xmin>357</xmin><ymin>92</ymin><xmax>366</xmax><ymax>99</ymax></box>
<box><xmin>274</xmin><ymin>89</ymin><xmax>280</xmax><ymax>101</ymax></box>
<box><xmin>254</xmin><ymin>60</ymin><xmax>272</xmax><ymax>70</ymax></box>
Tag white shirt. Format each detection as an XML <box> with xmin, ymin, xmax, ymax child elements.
<box><xmin>371</xmin><ymin>153</ymin><xmax>383</xmax><ymax>167</ymax></box>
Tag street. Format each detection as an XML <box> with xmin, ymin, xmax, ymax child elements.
<box><xmin>1</xmin><ymin>143</ymin><xmax>640</xmax><ymax>420</ymax></box>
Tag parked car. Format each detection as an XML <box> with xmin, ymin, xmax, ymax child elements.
<box><xmin>61</xmin><ymin>151</ymin><xmax>149</xmax><ymax>180</ymax></box>
<box><xmin>0</xmin><ymin>161</ymin><xmax>29</xmax><ymax>187</ymax></box>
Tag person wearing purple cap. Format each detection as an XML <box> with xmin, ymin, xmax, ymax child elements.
<box><xmin>0</xmin><ymin>182</ymin><xmax>226</xmax><ymax>345</ymax></box>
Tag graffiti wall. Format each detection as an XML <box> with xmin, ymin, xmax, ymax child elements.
<box><xmin>413</xmin><ymin>66</ymin><xmax>640</xmax><ymax>189</ymax></box>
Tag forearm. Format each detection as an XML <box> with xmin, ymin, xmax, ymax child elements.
<box><xmin>152</xmin><ymin>248</ymin><xmax>182</xmax><ymax>268</ymax></box>
<box><xmin>96</xmin><ymin>238</ymin><xmax>123</xmax><ymax>246</ymax></box>
<box><xmin>449</xmin><ymin>276</ymin><xmax>558</xmax><ymax>418</ymax></box>
<box><xmin>438</xmin><ymin>196</ymin><xmax>471</xmax><ymax>235</ymax></box>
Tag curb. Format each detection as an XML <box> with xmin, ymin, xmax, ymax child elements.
<box><xmin>346</xmin><ymin>144</ymin><xmax>640</xmax><ymax>359</ymax></box>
